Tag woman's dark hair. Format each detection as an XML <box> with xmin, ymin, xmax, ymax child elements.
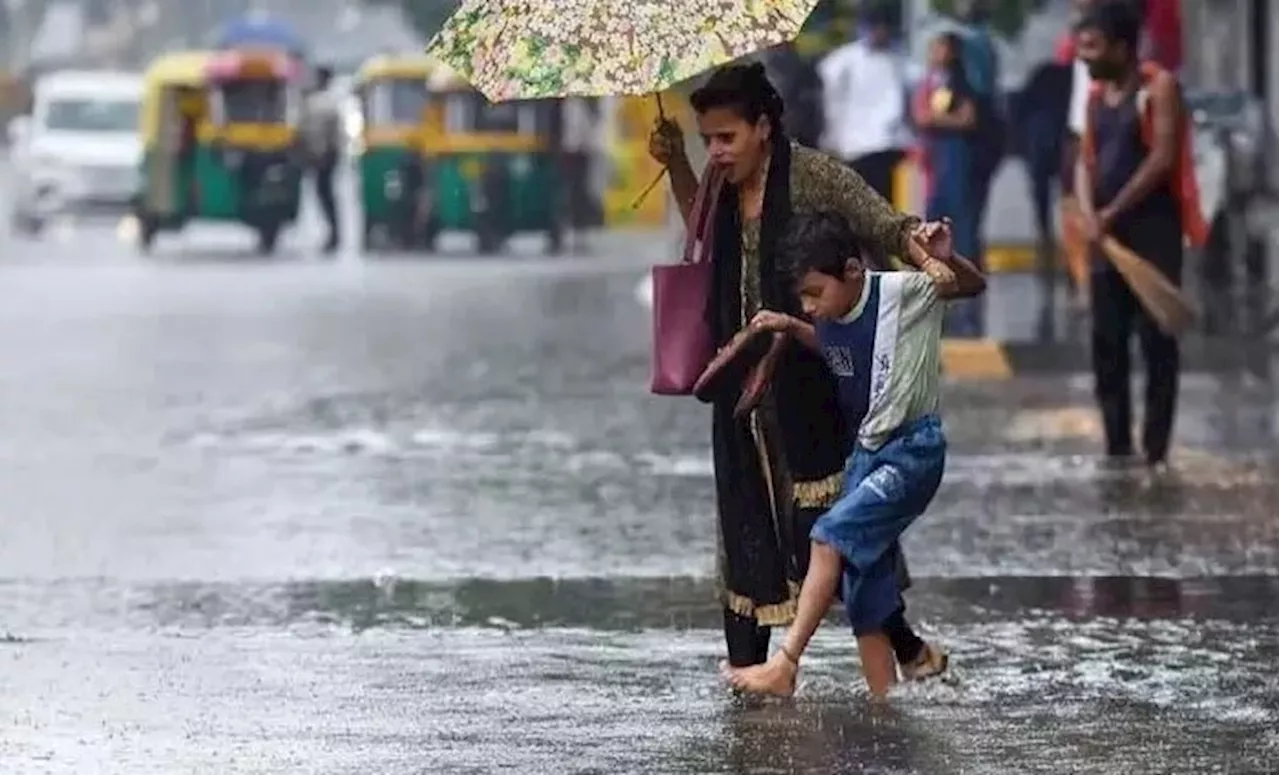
<box><xmin>688</xmin><ymin>62</ymin><xmax>784</xmax><ymax>129</ymax></box>
<box><xmin>778</xmin><ymin>212</ymin><xmax>867</xmax><ymax>280</ymax></box>
<box><xmin>934</xmin><ymin>31</ymin><xmax>964</xmax><ymax>59</ymax></box>
<box><xmin>1077</xmin><ymin>0</ymin><xmax>1141</xmax><ymax>52</ymax></box>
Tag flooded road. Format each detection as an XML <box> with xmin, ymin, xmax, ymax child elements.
<box><xmin>0</xmin><ymin>222</ymin><xmax>1275</xmax><ymax>773</ymax></box>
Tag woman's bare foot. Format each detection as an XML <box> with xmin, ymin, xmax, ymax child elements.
<box><xmin>721</xmin><ymin>650</ymin><xmax>798</xmax><ymax>697</ymax></box>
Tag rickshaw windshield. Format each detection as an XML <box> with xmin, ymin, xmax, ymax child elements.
<box><xmin>442</xmin><ymin>92</ymin><xmax>540</xmax><ymax>133</ymax></box>
<box><xmin>364</xmin><ymin>78</ymin><xmax>428</xmax><ymax>125</ymax></box>
<box><xmin>215</xmin><ymin>79</ymin><xmax>289</xmax><ymax>123</ymax></box>
<box><xmin>476</xmin><ymin>101</ymin><xmax>520</xmax><ymax>132</ymax></box>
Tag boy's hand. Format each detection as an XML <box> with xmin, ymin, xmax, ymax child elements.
<box><xmin>749</xmin><ymin>310</ymin><xmax>795</xmax><ymax>334</ymax></box>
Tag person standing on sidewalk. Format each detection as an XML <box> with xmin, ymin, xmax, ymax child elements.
<box><xmin>303</xmin><ymin>65</ymin><xmax>343</xmax><ymax>254</ymax></box>
<box><xmin>1074</xmin><ymin>1</ymin><xmax>1207</xmax><ymax>469</ymax></box>
<box><xmin>952</xmin><ymin>0</ymin><xmax>1003</xmax><ymax>267</ymax></box>
<box><xmin>558</xmin><ymin>97</ymin><xmax>602</xmax><ymax>253</ymax></box>
<box><xmin>914</xmin><ymin>32</ymin><xmax>982</xmax><ymax>337</ymax></box>
<box><xmin>816</xmin><ymin>3</ymin><xmax>911</xmax><ymax>202</ymax></box>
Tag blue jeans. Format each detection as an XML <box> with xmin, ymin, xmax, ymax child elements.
<box><xmin>810</xmin><ymin>414</ymin><xmax>946</xmax><ymax>634</ymax></box>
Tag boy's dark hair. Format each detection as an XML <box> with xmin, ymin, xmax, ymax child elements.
<box><xmin>689</xmin><ymin>62</ymin><xmax>784</xmax><ymax>130</ymax></box>
<box><xmin>778</xmin><ymin>211</ymin><xmax>867</xmax><ymax>280</ymax></box>
<box><xmin>1076</xmin><ymin>0</ymin><xmax>1141</xmax><ymax>53</ymax></box>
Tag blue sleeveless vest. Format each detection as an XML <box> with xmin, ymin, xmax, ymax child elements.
<box><xmin>815</xmin><ymin>274</ymin><xmax>882</xmax><ymax>432</ymax></box>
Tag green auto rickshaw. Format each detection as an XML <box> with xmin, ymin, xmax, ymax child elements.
<box><xmin>134</xmin><ymin>49</ymin><xmax>305</xmax><ymax>254</ymax></box>
<box><xmin>422</xmin><ymin>69</ymin><xmax>561</xmax><ymax>254</ymax></box>
<box><xmin>353</xmin><ymin>55</ymin><xmax>434</xmax><ymax>251</ymax></box>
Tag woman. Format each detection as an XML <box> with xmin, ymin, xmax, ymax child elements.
<box><xmin>648</xmin><ymin>63</ymin><xmax>948</xmax><ymax>678</ymax></box>
<box><xmin>914</xmin><ymin>32</ymin><xmax>982</xmax><ymax>336</ymax></box>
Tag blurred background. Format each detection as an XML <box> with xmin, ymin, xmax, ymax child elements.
<box><xmin>2</xmin><ymin>0</ymin><xmax>1270</xmax><ymax>342</ymax></box>
<box><xmin>0</xmin><ymin>5</ymin><xmax>1274</xmax><ymax>769</ymax></box>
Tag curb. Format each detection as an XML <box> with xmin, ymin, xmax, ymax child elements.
<box><xmin>946</xmin><ymin>338</ymin><xmax>1274</xmax><ymax>380</ymax></box>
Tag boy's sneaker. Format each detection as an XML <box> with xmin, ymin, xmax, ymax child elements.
<box><xmin>900</xmin><ymin>642</ymin><xmax>949</xmax><ymax>681</ymax></box>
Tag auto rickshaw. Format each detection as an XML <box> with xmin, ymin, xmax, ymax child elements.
<box><xmin>135</xmin><ymin>49</ymin><xmax>304</xmax><ymax>254</ymax></box>
<box><xmin>422</xmin><ymin>68</ymin><xmax>559</xmax><ymax>254</ymax></box>
<box><xmin>352</xmin><ymin>54</ymin><xmax>433</xmax><ymax>250</ymax></box>
<box><xmin>601</xmin><ymin>92</ymin><xmax>690</xmax><ymax>228</ymax></box>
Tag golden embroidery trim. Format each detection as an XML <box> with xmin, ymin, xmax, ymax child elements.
<box><xmin>723</xmin><ymin>581</ymin><xmax>802</xmax><ymax>627</ymax></box>
<box><xmin>792</xmin><ymin>471</ymin><xmax>844</xmax><ymax>509</ymax></box>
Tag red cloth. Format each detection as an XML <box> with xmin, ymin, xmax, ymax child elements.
<box><xmin>1142</xmin><ymin>0</ymin><xmax>1183</xmax><ymax>71</ymax></box>
<box><xmin>1054</xmin><ymin>31</ymin><xmax>1076</xmax><ymax>65</ymax></box>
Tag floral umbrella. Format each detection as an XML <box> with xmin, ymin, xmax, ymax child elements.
<box><xmin>425</xmin><ymin>0</ymin><xmax>821</xmax><ymax>103</ymax></box>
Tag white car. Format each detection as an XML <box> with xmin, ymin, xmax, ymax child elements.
<box><xmin>8</xmin><ymin>70</ymin><xmax>144</xmax><ymax>235</ymax></box>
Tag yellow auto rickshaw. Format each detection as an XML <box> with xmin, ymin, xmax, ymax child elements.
<box><xmin>135</xmin><ymin>49</ymin><xmax>305</xmax><ymax>254</ymax></box>
<box><xmin>422</xmin><ymin>68</ymin><xmax>560</xmax><ymax>254</ymax></box>
<box><xmin>352</xmin><ymin>55</ymin><xmax>434</xmax><ymax>250</ymax></box>
<box><xmin>601</xmin><ymin>93</ymin><xmax>691</xmax><ymax>228</ymax></box>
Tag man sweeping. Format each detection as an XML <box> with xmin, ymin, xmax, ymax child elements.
<box><xmin>1074</xmin><ymin>1</ymin><xmax>1207</xmax><ymax>470</ymax></box>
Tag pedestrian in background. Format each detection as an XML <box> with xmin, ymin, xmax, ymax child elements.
<box><xmin>559</xmin><ymin>97</ymin><xmax>602</xmax><ymax>253</ymax></box>
<box><xmin>1075</xmin><ymin>1</ymin><xmax>1206</xmax><ymax>469</ymax></box>
<box><xmin>303</xmin><ymin>65</ymin><xmax>342</xmax><ymax>254</ymax></box>
<box><xmin>951</xmin><ymin>0</ymin><xmax>1003</xmax><ymax>268</ymax></box>
<box><xmin>914</xmin><ymin>32</ymin><xmax>982</xmax><ymax>337</ymax></box>
<box><xmin>817</xmin><ymin>2</ymin><xmax>911</xmax><ymax>202</ymax></box>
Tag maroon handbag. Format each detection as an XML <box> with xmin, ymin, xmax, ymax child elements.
<box><xmin>650</xmin><ymin>167</ymin><xmax>726</xmax><ymax>395</ymax></box>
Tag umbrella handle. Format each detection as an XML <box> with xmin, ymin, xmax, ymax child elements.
<box><xmin>634</xmin><ymin>93</ymin><xmax>670</xmax><ymax>209</ymax></box>
<box><xmin>631</xmin><ymin>167</ymin><xmax>667</xmax><ymax>210</ymax></box>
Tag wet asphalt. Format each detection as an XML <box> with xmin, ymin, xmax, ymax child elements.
<box><xmin>0</xmin><ymin>201</ymin><xmax>1275</xmax><ymax>773</ymax></box>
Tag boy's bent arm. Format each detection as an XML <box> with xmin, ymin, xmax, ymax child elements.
<box><xmin>931</xmin><ymin>252</ymin><xmax>986</xmax><ymax>299</ymax></box>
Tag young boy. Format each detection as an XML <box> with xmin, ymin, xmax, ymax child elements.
<box><xmin>722</xmin><ymin>212</ymin><xmax>985</xmax><ymax>697</ymax></box>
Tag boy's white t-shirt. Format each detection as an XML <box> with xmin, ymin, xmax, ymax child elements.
<box><xmin>827</xmin><ymin>271</ymin><xmax>945</xmax><ymax>450</ymax></box>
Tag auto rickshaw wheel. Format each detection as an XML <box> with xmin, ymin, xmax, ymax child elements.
<box><xmin>476</xmin><ymin>227</ymin><xmax>505</xmax><ymax>255</ymax></box>
<box><xmin>11</xmin><ymin>210</ymin><xmax>43</xmax><ymax>238</ymax></box>
<box><xmin>418</xmin><ymin>216</ymin><xmax>440</xmax><ymax>252</ymax></box>
<box><xmin>137</xmin><ymin>217</ymin><xmax>158</xmax><ymax>253</ymax></box>
<box><xmin>256</xmin><ymin>223</ymin><xmax>281</xmax><ymax>255</ymax></box>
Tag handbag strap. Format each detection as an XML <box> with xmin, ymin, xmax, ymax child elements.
<box><xmin>680</xmin><ymin>166</ymin><xmax>725</xmax><ymax>265</ymax></box>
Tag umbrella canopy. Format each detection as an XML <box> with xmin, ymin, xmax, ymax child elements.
<box><xmin>216</xmin><ymin>14</ymin><xmax>305</xmax><ymax>54</ymax></box>
<box><xmin>426</xmin><ymin>0</ymin><xmax>820</xmax><ymax>102</ymax></box>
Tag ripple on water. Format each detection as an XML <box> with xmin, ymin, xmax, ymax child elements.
<box><xmin>187</xmin><ymin>423</ymin><xmax>716</xmax><ymax>477</ymax></box>
<box><xmin>0</xmin><ymin>620</ymin><xmax>1273</xmax><ymax>774</ymax></box>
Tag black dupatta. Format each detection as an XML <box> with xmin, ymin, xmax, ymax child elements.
<box><xmin>704</xmin><ymin>133</ymin><xmax>851</xmax><ymax>615</ymax></box>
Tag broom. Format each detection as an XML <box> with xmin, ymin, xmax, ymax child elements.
<box><xmin>1099</xmin><ymin>235</ymin><xmax>1197</xmax><ymax>337</ymax></box>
